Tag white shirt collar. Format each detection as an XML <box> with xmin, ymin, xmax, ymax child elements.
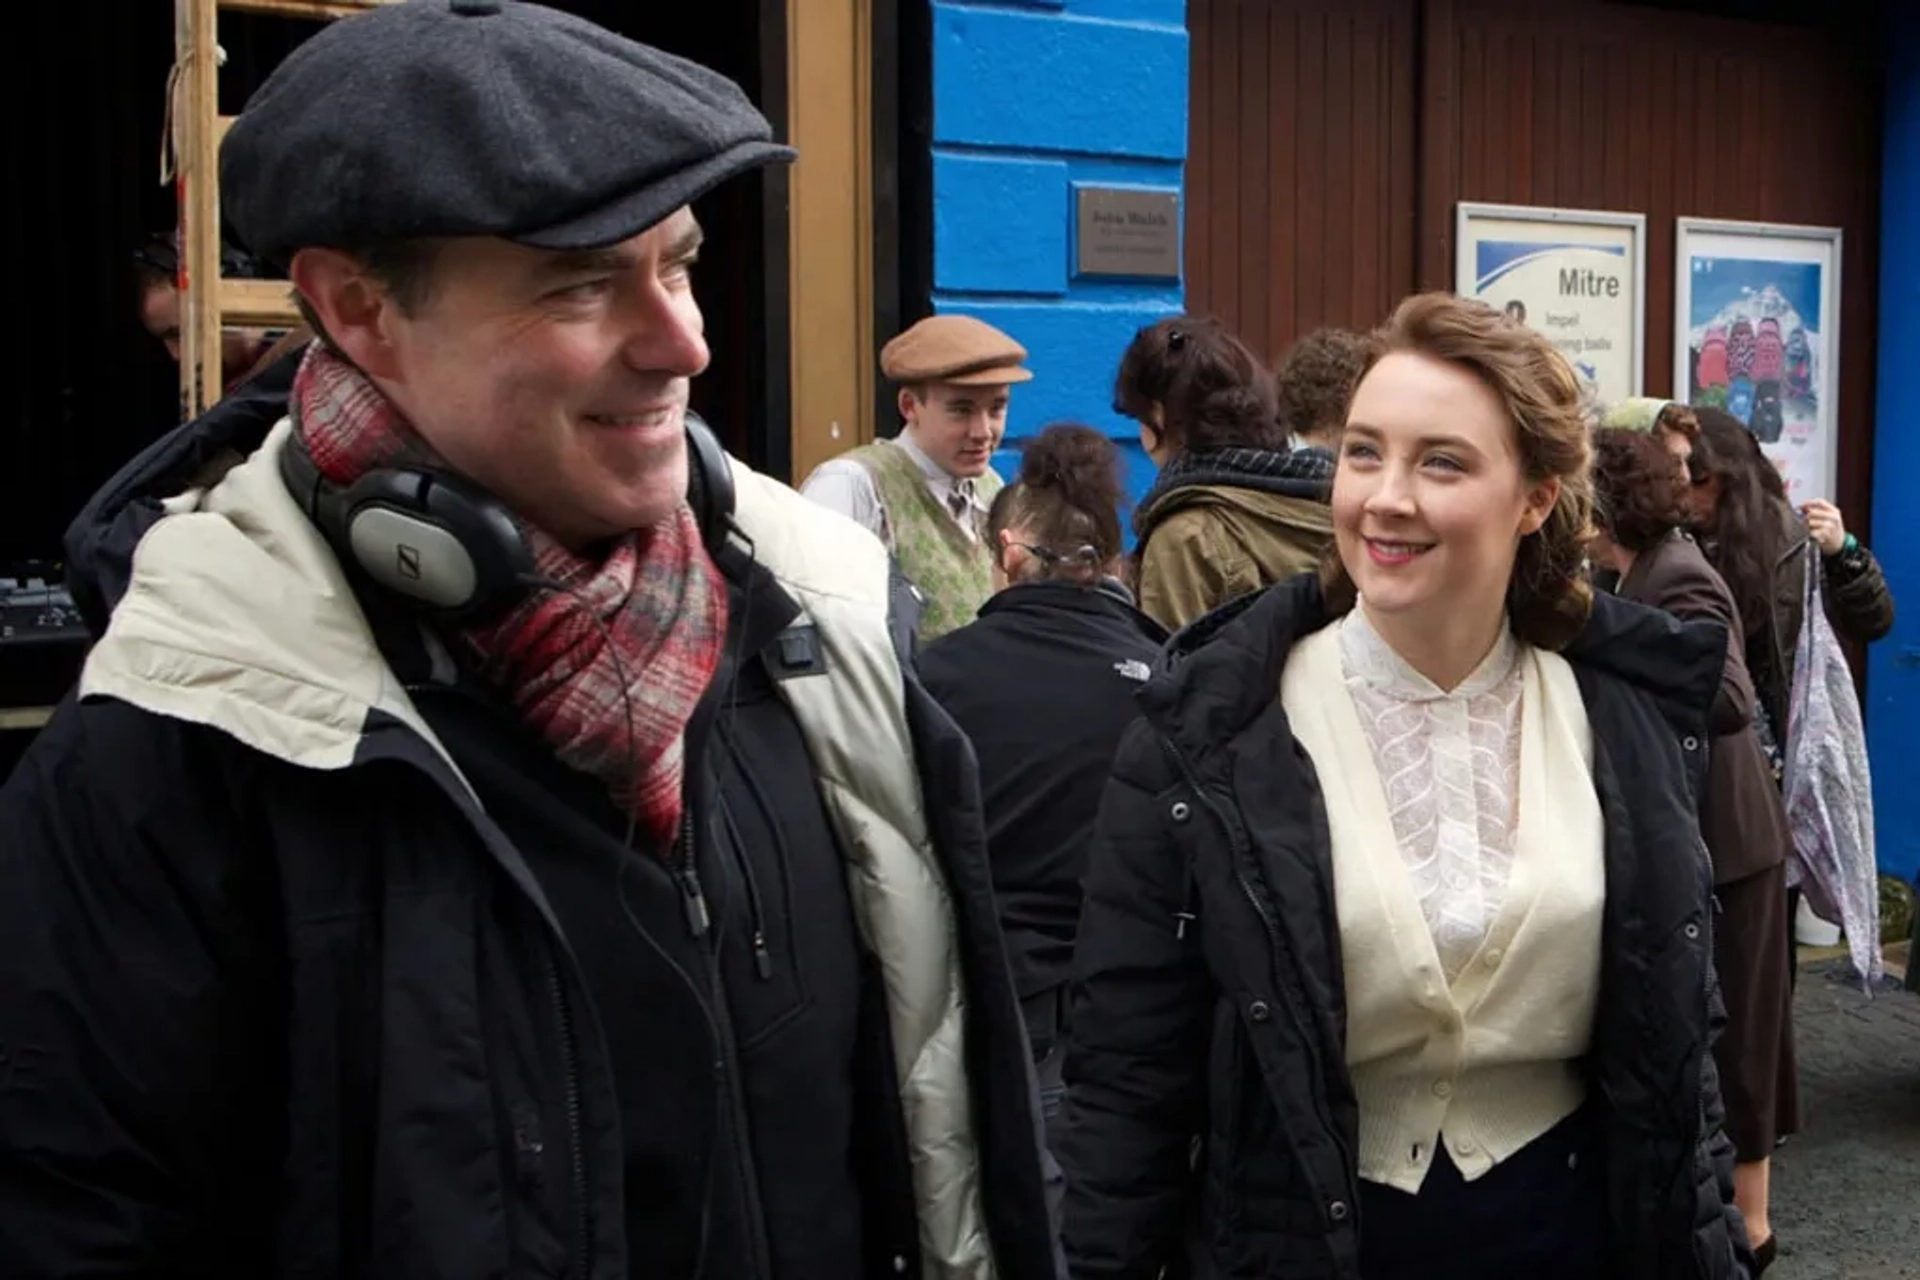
<box><xmin>894</xmin><ymin>430</ymin><xmax>991</xmax><ymax>514</ymax></box>
<box><xmin>1340</xmin><ymin>605</ymin><xmax>1520</xmax><ymax>702</ymax></box>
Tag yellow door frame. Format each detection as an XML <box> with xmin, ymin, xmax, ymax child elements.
<box><xmin>784</xmin><ymin>0</ymin><xmax>877</xmax><ymax>483</ymax></box>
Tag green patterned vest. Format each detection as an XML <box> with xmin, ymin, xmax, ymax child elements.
<box><xmin>852</xmin><ymin>440</ymin><xmax>1003</xmax><ymax>641</ymax></box>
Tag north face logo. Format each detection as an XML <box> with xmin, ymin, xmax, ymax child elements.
<box><xmin>396</xmin><ymin>544</ymin><xmax>422</xmax><ymax>581</ymax></box>
<box><xmin>1113</xmin><ymin>659</ymin><xmax>1151</xmax><ymax>682</ymax></box>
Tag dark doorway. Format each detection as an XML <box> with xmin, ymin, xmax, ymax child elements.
<box><xmin>0</xmin><ymin>0</ymin><xmax>788</xmax><ymax>571</ymax></box>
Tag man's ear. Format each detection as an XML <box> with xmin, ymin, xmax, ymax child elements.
<box><xmin>289</xmin><ymin>247</ymin><xmax>406</xmax><ymax>380</ymax></box>
<box><xmin>896</xmin><ymin>385</ymin><xmax>922</xmax><ymax>425</ymax></box>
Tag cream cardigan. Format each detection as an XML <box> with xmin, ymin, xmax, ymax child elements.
<box><xmin>1280</xmin><ymin>621</ymin><xmax>1605</xmax><ymax>1194</ymax></box>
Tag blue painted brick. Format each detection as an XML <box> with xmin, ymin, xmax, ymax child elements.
<box><xmin>940</xmin><ymin>295</ymin><xmax>1177</xmax><ymax>442</ymax></box>
<box><xmin>1060</xmin><ymin>0</ymin><xmax>1183</xmax><ymax>26</ymax></box>
<box><xmin>933</xmin><ymin>5</ymin><xmax>1188</xmax><ymax>160</ymax></box>
<box><xmin>944</xmin><ymin>0</ymin><xmax>1179</xmax><ymax>24</ymax></box>
<box><xmin>934</xmin><ymin>153</ymin><xmax>1070</xmax><ymax>295</ymax></box>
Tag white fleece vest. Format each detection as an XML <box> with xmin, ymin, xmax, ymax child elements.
<box><xmin>82</xmin><ymin>421</ymin><xmax>995</xmax><ymax>1278</ymax></box>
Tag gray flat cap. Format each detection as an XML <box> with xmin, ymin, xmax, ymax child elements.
<box><xmin>220</xmin><ymin>0</ymin><xmax>795</xmax><ymax>269</ymax></box>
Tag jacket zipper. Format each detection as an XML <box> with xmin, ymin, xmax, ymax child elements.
<box><xmin>546</xmin><ymin>950</ymin><xmax>592</xmax><ymax>1280</ymax></box>
<box><xmin>675</xmin><ymin>800</ymin><xmax>775</xmax><ymax>1279</ymax></box>
<box><xmin>1158</xmin><ymin>736</ymin><xmax>1357</xmax><ymax>1221</ymax></box>
<box><xmin>719</xmin><ymin>733</ymin><xmax>783</xmax><ymax>980</ymax></box>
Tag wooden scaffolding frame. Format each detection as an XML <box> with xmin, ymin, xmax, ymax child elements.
<box><xmin>167</xmin><ymin>0</ymin><xmax>393</xmax><ymax>417</ymax></box>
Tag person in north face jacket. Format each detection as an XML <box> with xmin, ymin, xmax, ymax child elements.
<box><xmin>0</xmin><ymin>6</ymin><xmax>1055</xmax><ymax>1278</ymax></box>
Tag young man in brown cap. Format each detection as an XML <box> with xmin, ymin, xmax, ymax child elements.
<box><xmin>0</xmin><ymin>5</ymin><xmax>1056</xmax><ymax>1278</ymax></box>
<box><xmin>803</xmin><ymin>312</ymin><xmax>1032</xmax><ymax>640</ymax></box>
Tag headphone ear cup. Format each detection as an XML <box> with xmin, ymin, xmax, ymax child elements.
<box><xmin>279</xmin><ymin>438</ymin><xmax>536</xmax><ymax>623</ymax></box>
<box><xmin>339</xmin><ymin>469</ymin><xmax>536</xmax><ymax>622</ymax></box>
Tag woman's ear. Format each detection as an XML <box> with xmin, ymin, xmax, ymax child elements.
<box><xmin>1518</xmin><ymin>475</ymin><xmax>1562</xmax><ymax>537</ymax></box>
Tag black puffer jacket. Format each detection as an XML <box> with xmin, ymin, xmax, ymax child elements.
<box><xmin>919</xmin><ymin>578</ymin><xmax>1168</xmax><ymax>1003</ymax></box>
<box><xmin>1057</xmin><ymin>575</ymin><xmax>1752</xmax><ymax>1280</ymax></box>
<box><xmin>0</xmin><ymin>387</ymin><xmax>1056</xmax><ymax>1280</ymax></box>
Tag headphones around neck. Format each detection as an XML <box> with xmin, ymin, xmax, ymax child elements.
<box><xmin>279</xmin><ymin>411</ymin><xmax>737</xmax><ymax>625</ymax></box>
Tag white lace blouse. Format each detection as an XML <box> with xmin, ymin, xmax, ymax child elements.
<box><xmin>1337</xmin><ymin>608</ymin><xmax>1524</xmax><ymax>981</ymax></box>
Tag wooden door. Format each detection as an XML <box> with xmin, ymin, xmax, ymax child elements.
<box><xmin>1186</xmin><ymin>0</ymin><xmax>1882</xmax><ymax>523</ymax></box>
<box><xmin>1186</xmin><ymin>0</ymin><xmax>1418</xmax><ymax>364</ymax></box>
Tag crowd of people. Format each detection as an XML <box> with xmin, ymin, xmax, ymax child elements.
<box><xmin>806</xmin><ymin>292</ymin><xmax>1893</xmax><ymax>1277</ymax></box>
<box><xmin>0</xmin><ymin>3</ymin><xmax>1900</xmax><ymax>1278</ymax></box>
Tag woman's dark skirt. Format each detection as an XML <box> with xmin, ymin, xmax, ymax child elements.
<box><xmin>1716</xmin><ymin>860</ymin><xmax>1801</xmax><ymax>1157</ymax></box>
<box><xmin>1357</xmin><ymin>1106</ymin><xmax>1605</xmax><ymax>1279</ymax></box>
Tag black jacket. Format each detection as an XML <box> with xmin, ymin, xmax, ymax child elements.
<box><xmin>919</xmin><ymin>578</ymin><xmax>1168</xmax><ymax>1004</ymax></box>
<box><xmin>1057</xmin><ymin>575</ymin><xmax>1753</xmax><ymax>1280</ymax></box>
<box><xmin>0</xmin><ymin>387</ymin><xmax>1056</xmax><ymax>1280</ymax></box>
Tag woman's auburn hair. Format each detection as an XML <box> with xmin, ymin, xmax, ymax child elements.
<box><xmin>1319</xmin><ymin>291</ymin><xmax>1598</xmax><ymax>651</ymax></box>
<box><xmin>1591</xmin><ymin>428</ymin><xmax>1690</xmax><ymax>553</ymax></box>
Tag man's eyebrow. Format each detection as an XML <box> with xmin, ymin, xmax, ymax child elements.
<box><xmin>662</xmin><ymin>220</ymin><xmax>705</xmax><ymax>262</ymax></box>
<box><xmin>536</xmin><ymin>248</ymin><xmax>636</xmax><ymax>279</ymax></box>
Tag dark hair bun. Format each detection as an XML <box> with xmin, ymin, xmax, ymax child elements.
<box><xmin>1020</xmin><ymin>423</ymin><xmax>1121</xmax><ymax>501</ymax></box>
<box><xmin>985</xmin><ymin>423</ymin><xmax>1127</xmax><ymax>580</ymax></box>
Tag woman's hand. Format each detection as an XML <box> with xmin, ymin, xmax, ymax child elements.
<box><xmin>1800</xmin><ymin>499</ymin><xmax>1849</xmax><ymax>555</ymax></box>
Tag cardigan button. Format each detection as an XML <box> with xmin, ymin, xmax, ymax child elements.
<box><xmin>1170</xmin><ymin>801</ymin><xmax>1192</xmax><ymax>823</ymax></box>
<box><xmin>1248</xmin><ymin>999</ymin><xmax>1272</xmax><ymax>1023</ymax></box>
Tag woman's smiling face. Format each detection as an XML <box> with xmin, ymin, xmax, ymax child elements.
<box><xmin>1334</xmin><ymin>351</ymin><xmax>1560</xmax><ymax>631</ymax></box>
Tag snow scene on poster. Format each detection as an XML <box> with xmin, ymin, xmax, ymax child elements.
<box><xmin>1683</xmin><ymin>256</ymin><xmax>1825</xmax><ymax>500</ymax></box>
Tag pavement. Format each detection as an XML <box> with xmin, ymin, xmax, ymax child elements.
<box><xmin>1766</xmin><ymin>958</ymin><xmax>1920</xmax><ymax>1279</ymax></box>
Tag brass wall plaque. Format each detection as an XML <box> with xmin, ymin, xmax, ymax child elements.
<box><xmin>1075</xmin><ymin>186</ymin><xmax>1181</xmax><ymax>280</ymax></box>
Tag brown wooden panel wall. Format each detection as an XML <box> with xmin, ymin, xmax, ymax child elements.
<box><xmin>1186</xmin><ymin>0</ymin><xmax>1418</xmax><ymax>364</ymax></box>
<box><xmin>1187</xmin><ymin>0</ymin><xmax>1881</xmax><ymax>519</ymax></box>
<box><xmin>1422</xmin><ymin>0</ymin><xmax>1883</xmax><ymax>520</ymax></box>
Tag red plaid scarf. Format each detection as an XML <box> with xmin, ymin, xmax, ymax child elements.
<box><xmin>294</xmin><ymin>346</ymin><xmax>726</xmax><ymax>851</ymax></box>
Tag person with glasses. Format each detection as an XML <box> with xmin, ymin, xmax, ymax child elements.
<box><xmin>918</xmin><ymin>423</ymin><xmax>1166</xmax><ymax>1198</ymax></box>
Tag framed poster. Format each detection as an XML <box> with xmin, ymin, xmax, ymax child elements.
<box><xmin>1455</xmin><ymin>202</ymin><xmax>1646</xmax><ymax>405</ymax></box>
<box><xmin>1674</xmin><ymin>219</ymin><xmax>1842</xmax><ymax>505</ymax></box>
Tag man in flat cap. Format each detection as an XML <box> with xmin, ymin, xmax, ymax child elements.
<box><xmin>0</xmin><ymin>5</ymin><xmax>1057</xmax><ymax>1277</ymax></box>
<box><xmin>803</xmin><ymin>313</ymin><xmax>1032</xmax><ymax>640</ymax></box>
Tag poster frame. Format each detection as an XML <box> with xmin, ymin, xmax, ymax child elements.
<box><xmin>1454</xmin><ymin>200</ymin><xmax>1648</xmax><ymax>399</ymax></box>
<box><xmin>1673</xmin><ymin>216</ymin><xmax>1844</xmax><ymax>504</ymax></box>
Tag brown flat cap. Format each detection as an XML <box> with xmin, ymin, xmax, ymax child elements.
<box><xmin>880</xmin><ymin>314</ymin><xmax>1034</xmax><ymax>386</ymax></box>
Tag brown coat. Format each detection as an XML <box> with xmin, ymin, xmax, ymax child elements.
<box><xmin>1619</xmin><ymin>532</ymin><xmax>1790</xmax><ymax>885</ymax></box>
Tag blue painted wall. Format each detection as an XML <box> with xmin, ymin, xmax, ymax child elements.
<box><xmin>1871</xmin><ymin>8</ymin><xmax>1920</xmax><ymax>885</ymax></box>
<box><xmin>928</xmin><ymin>0</ymin><xmax>1188</xmax><ymax>508</ymax></box>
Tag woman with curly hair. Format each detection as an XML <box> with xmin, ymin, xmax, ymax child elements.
<box><xmin>1060</xmin><ymin>293</ymin><xmax>1752</xmax><ymax>1279</ymax></box>
<box><xmin>1591</xmin><ymin>427</ymin><xmax>1795</xmax><ymax>1273</ymax></box>
<box><xmin>1114</xmin><ymin>316</ymin><xmax>1334</xmax><ymax>630</ymax></box>
<box><xmin>1274</xmin><ymin>326</ymin><xmax>1370</xmax><ymax>454</ymax></box>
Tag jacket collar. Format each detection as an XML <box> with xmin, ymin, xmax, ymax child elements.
<box><xmin>73</xmin><ymin>401</ymin><xmax>896</xmax><ymax>786</ymax></box>
<box><xmin>976</xmin><ymin>576</ymin><xmax>1165</xmax><ymax>633</ymax></box>
<box><xmin>1136</xmin><ymin>445</ymin><xmax>1334</xmax><ymax>534</ymax></box>
<box><xmin>1139</xmin><ymin>572</ymin><xmax>1725</xmax><ymax>771</ymax></box>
